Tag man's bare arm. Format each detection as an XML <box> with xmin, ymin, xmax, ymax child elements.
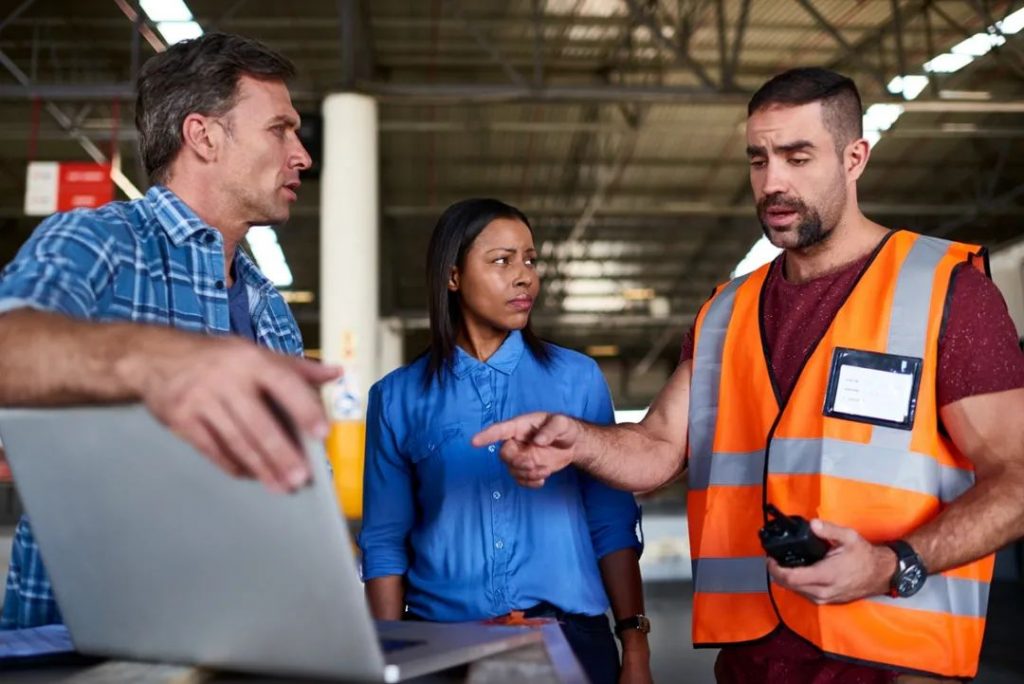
<box><xmin>0</xmin><ymin>308</ymin><xmax>340</xmax><ymax>492</ymax></box>
<box><xmin>473</xmin><ymin>361</ymin><xmax>691</xmax><ymax>492</ymax></box>
<box><xmin>906</xmin><ymin>387</ymin><xmax>1024</xmax><ymax>572</ymax></box>
<box><xmin>0</xmin><ymin>308</ymin><xmax>184</xmax><ymax>405</ymax></box>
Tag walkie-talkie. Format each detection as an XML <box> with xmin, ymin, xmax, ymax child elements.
<box><xmin>758</xmin><ymin>504</ymin><xmax>830</xmax><ymax>567</ymax></box>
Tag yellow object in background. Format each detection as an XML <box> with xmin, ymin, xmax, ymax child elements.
<box><xmin>326</xmin><ymin>420</ymin><xmax>365</xmax><ymax>519</ymax></box>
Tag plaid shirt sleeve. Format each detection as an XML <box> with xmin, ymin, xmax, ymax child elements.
<box><xmin>0</xmin><ymin>517</ymin><xmax>62</xmax><ymax>629</ymax></box>
<box><xmin>0</xmin><ymin>212</ymin><xmax>118</xmax><ymax>629</ymax></box>
<box><xmin>0</xmin><ymin>210</ymin><xmax>119</xmax><ymax>318</ymax></box>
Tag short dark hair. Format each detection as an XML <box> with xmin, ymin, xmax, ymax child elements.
<box><xmin>135</xmin><ymin>32</ymin><xmax>296</xmax><ymax>185</ymax></box>
<box><xmin>748</xmin><ymin>67</ymin><xmax>863</xmax><ymax>154</ymax></box>
<box><xmin>424</xmin><ymin>198</ymin><xmax>551</xmax><ymax>384</ymax></box>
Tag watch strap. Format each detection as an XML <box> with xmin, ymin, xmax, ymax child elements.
<box><xmin>613</xmin><ymin>615</ymin><xmax>650</xmax><ymax>635</ymax></box>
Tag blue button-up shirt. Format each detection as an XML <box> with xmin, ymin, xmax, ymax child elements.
<box><xmin>358</xmin><ymin>331</ymin><xmax>642</xmax><ymax>622</ymax></box>
<box><xmin>0</xmin><ymin>185</ymin><xmax>303</xmax><ymax>629</ymax></box>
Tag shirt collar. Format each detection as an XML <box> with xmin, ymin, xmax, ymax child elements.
<box><xmin>451</xmin><ymin>330</ymin><xmax>525</xmax><ymax>378</ymax></box>
<box><xmin>145</xmin><ymin>185</ymin><xmax>214</xmax><ymax>247</ymax></box>
<box><xmin>233</xmin><ymin>248</ymin><xmax>277</xmax><ymax>295</ymax></box>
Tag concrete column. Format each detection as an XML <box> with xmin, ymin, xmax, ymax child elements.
<box><xmin>320</xmin><ymin>93</ymin><xmax>378</xmax><ymax>519</ymax></box>
<box><xmin>990</xmin><ymin>239</ymin><xmax>1024</xmax><ymax>338</ymax></box>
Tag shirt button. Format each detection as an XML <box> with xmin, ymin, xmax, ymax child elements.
<box><xmin>492</xmin><ymin>491</ymin><xmax>501</xmax><ymax>500</ymax></box>
<box><xmin>215</xmin><ymin>280</ymin><xmax>225</xmax><ymax>290</ymax></box>
<box><xmin>488</xmin><ymin>445</ymin><xmax>496</xmax><ymax>453</ymax></box>
<box><xmin>203</xmin><ymin>232</ymin><xmax>215</xmax><ymax>244</ymax></box>
<box><xmin>484</xmin><ymin>402</ymin><xmax>492</xmax><ymax>409</ymax></box>
<box><xmin>495</xmin><ymin>540</ymin><xmax>504</xmax><ymax>550</ymax></box>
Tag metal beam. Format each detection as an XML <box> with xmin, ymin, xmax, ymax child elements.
<box><xmin>623</xmin><ymin>0</ymin><xmax>718</xmax><ymax>90</ymax></box>
<box><xmin>445</xmin><ymin>0</ymin><xmax>528</xmax><ymax>88</ymax></box>
<box><xmin>381</xmin><ymin>201</ymin><xmax>1024</xmax><ymax>218</ymax></box>
<box><xmin>0</xmin><ymin>0</ymin><xmax>37</xmax><ymax>36</ymax></box>
<box><xmin>530</xmin><ymin>0</ymin><xmax>544</xmax><ymax>87</ymax></box>
<box><xmin>725</xmin><ymin>0</ymin><xmax>752</xmax><ymax>88</ymax></box>
<box><xmin>795</xmin><ymin>0</ymin><xmax>889</xmax><ymax>91</ymax></box>
<box><xmin>338</xmin><ymin>0</ymin><xmax>357</xmax><ymax>89</ymax></box>
<box><xmin>931</xmin><ymin>1</ymin><xmax>1024</xmax><ymax>79</ymax></box>
<box><xmin>891</xmin><ymin>0</ymin><xmax>909</xmax><ymax>79</ymax></box>
<box><xmin>0</xmin><ymin>48</ymin><xmax>141</xmax><ymax>197</ymax></box>
<box><xmin>935</xmin><ymin>179</ymin><xmax>1024</xmax><ymax>237</ymax></box>
<box><xmin>363</xmin><ymin>81</ymin><xmax>743</xmax><ymax>103</ymax></box>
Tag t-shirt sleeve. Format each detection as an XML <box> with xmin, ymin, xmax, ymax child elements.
<box><xmin>679</xmin><ymin>324</ymin><xmax>695</xmax><ymax>364</ymax></box>
<box><xmin>937</xmin><ymin>264</ymin><xmax>1024</xmax><ymax>406</ymax></box>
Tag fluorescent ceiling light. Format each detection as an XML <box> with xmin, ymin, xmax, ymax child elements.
<box><xmin>923</xmin><ymin>53</ymin><xmax>974</xmax><ymax>74</ymax></box>
<box><xmin>996</xmin><ymin>8</ymin><xmax>1024</xmax><ymax>34</ymax></box>
<box><xmin>732</xmin><ymin>236</ymin><xmax>782</xmax><ymax>279</ymax></box>
<box><xmin>623</xmin><ymin>287</ymin><xmax>655</xmax><ymax>301</ymax></box>
<box><xmin>280</xmin><ymin>290</ymin><xmax>315</xmax><ymax>304</ymax></box>
<box><xmin>156</xmin><ymin>20</ymin><xmax>203</xmax><ymax>45</ymax></box>
<box><xmin>887</xmin><ymin>75</ymin><xmax>929</xmax><ymax>100</ymax></box>
<box><xmin>938</xmin><ymin>89</ymin><xmax>992</xmax><ymax>100</ymax></box>
<box><xmin>864</xmin><ymin>130</ymin><xmax>882</xmax><ymax>148</ymax></box>
<box><xmin>247</xmin><ymin>225</ymin><xmax>294</xmax><ymax>288</ymax></box>
<box><xmin>562</xmin><ymin>295</ymin><xmax>626</xmax><ymax>313</ymax></box>
<box><xmin>950</xmin><ymin>32</ymin><xmax>1005</xmax><ymax>57</ymax></box>
<box><xmin>140</xmin><ymin>0</ymin><xmax>193</xmax><ymax>22</ymax></box>
<box><xmin>863</xmin><ymin>103</ymin><xmax>904</xmax><ymax>133</ymax></box>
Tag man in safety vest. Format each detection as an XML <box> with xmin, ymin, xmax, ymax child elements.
<box><xmin>473</xmin><ymin>67</ymin><xmax>1024</xmax><ymax>682</ymax></box>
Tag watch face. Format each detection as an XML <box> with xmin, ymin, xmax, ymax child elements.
<box><xmin>897</xmin><ymin>565</ymin><xmax>925</xmax><ymax>597</ymax></box>
<box><xmin>637</xmin><ymin>615</ymin><xmax>651</xmax><ymax>634</ymax></box>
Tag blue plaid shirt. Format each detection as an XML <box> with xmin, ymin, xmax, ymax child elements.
<box><xmin>0</xmin><ymin>185</ymin><xmax>304</xmax><ymax>629</ymax></box>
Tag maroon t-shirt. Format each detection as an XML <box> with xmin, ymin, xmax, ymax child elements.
<box><xmin>680</xmin><ymin>249</ymin><xmax>1024</xmax><ymax>683</ymax></box>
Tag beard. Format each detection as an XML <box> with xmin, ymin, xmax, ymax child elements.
<box><xmin>757</xmin><ymin>187</ymin><xmax>843</xmax><ymax>250</ymax></box>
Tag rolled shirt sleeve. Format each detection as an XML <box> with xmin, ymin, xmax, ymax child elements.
<box><xmin>577</xmin><ymin>359</ymin><xmax>644</xmax><ymax>560</ymax></box>
<box><xmin>0</xmin><ymin>211</ymin><xmax>118</xmax><ymax>319</ymax></box>
<box><xmin>357</xmin><ymin>380</ymin><xmax>416</xmax><ymax>580</ymax></box>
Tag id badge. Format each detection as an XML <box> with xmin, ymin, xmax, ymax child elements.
<box><xmin>823</xmin><ymin>347</ymin><xmax>923</xmax><ymax>430</ymax></box>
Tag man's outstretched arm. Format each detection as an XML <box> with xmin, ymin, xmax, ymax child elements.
<box><xmin>472</xmin><ymin>360</ymin><xmax>692</xmax><ymax>492</ymax></box>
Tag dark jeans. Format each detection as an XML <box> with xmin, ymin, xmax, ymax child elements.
<box><xmin>406</xmin><ymin>602</ymin><xmax>620</xmax><ymax>684</ymax></box>
<box><xmin>522</xmin><ymin>602</ymin><xmax>620</xmax><ymax>684</ymax></box>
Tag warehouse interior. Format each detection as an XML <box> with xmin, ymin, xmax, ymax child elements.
<box><xmin>0</xmin><ymin>1</ymin><xmax>1022</xmax><ymax>682</ymax></box>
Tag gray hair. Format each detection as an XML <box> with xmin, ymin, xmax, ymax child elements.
<box><xmin>135</xmin><ymin>32</ymin><xmax>296</xmax><ymax>185</ymax></box>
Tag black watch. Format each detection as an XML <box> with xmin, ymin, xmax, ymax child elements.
<box><xmin>613</xmin><ymin>615</ymin><xmax>651</xmax><ymax>638</ymax></box>
<box><xmin>886</xmin><ymin>540</ymin><xmax>927</xmax><ymax>598</ymax></box>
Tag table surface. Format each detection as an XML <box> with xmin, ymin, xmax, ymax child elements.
<box><xmin>2</xmin><ymin>621</ymin><xmax>587</xmax><ymax>684</ymax></box>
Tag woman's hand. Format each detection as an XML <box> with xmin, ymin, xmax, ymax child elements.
<box><xmin>618</xmin><ymin>631</ymin><xmax>652</xmax><ymax>684</ymax></box>
<box><xmin>619</xmin><ymin>642</ymin><xmax>653</xmax><ymax>684</ymax></box>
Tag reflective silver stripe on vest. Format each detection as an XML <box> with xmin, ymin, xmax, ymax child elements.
<box><xmin>689</xmin><ymin>449</ymin><xmax>764</xmax><ymax>491</ymax></box>
<box><xmin>871</xmin><ymin>234</ymin><xmax>955</xmax><ymax>453</ymax></box>
<box><xmin>768</xmin><ymin>437</ymin><xmax>974</xmax><ymax>503</ymax></box>
<box><xmin>692</xmin><ymin>556</ymin><xmax>768</xmax><ymax>593</ymax></box>
<box><xmin>688</xmin><ymin>274</ymin><xmax>751</xmax><ymax>491</ymax></box>
<box><xmin>869</xmin><ymin>574</ymin><xmax>990</xmax><ymax>618</ymax></box>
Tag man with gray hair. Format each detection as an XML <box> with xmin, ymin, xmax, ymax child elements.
<box><xmin>0</xmin><ymin>32</ymin><xmax>335</xmax><ymax>628</ymax></box>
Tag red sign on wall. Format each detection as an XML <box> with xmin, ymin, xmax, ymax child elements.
<box><xmin>24</xmin><ymin>161</ymin><xmax>114</xmax><ymax>216</ymax></box>
<box><xmin>58</xmin><ymin>162</ymin><xmax>114</xmax><ymax>211</ymax></box>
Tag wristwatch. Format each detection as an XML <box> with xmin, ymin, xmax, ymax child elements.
<box><xmin>886</xmin><ymin>540</ymin><xmax>927</xmax><ymax>598</ymax></box>
<box><xmin>613</xmin><ymin>614</ymin><xmax>651</xmax><ymax>638</ymax></box>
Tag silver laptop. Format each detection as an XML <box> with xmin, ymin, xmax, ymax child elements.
<box><xmin>0</xmin><ymin>404</ymin><xmax>547</xmax><ymax>682</ymax></box>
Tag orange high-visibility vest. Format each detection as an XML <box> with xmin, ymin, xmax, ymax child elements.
<box><xmin>687</xmin><ymin>230</ymin><xmax>993</xmax><ymax>678</ymax></box>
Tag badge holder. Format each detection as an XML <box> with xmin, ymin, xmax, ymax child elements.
<box><xmin>823</xmin><ymin>347</ymin><xmax>923</xmax><ymax>430</ymax></box>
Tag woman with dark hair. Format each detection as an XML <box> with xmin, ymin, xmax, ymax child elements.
<box><xmin>358</xmin><ymin>198</ymin><xmax>651</xmax><ymax>684</ymax></box>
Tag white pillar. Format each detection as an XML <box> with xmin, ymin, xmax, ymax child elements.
<box><xmin>990</xmin><ymin>239</ymin><xmax>1024</xmax><ymax>338</ymax></box>
<box><xmin>378</xmin><ymin>317</ymin><xmax>405</xmax><ymax>379</ymax></box>
<box><xmin>320</xmin><ymin>93</ymin><xmax>378</xmax><ymax>519</ymax></box>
